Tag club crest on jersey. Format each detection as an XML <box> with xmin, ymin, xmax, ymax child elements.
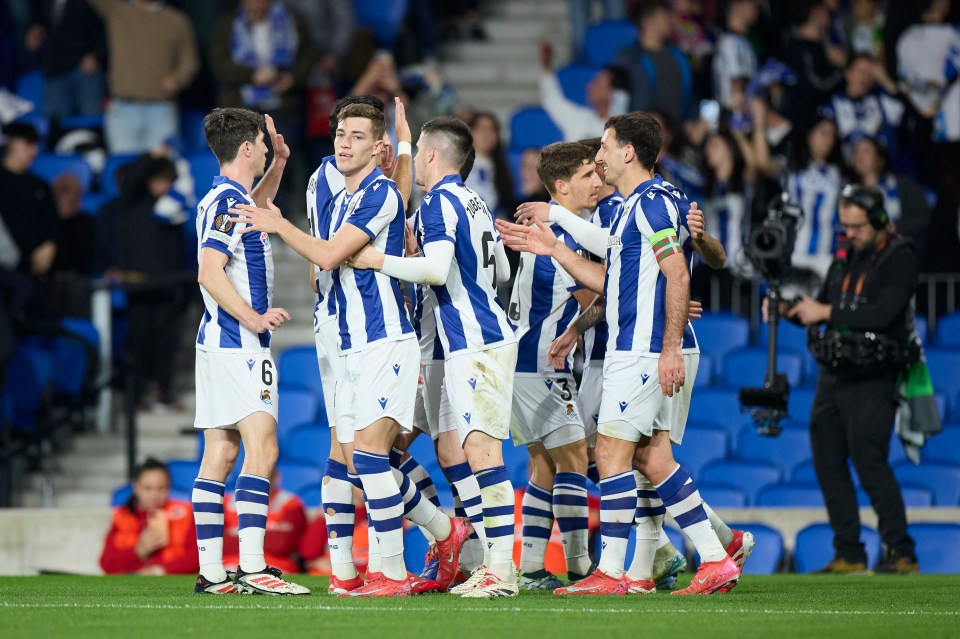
<box><xmin>467</xmin><ymin>377</ymin><xmax>477</xmax><ymax>390</ymax></box>
<box><xmin>463</xmin><ymin>412</ymin><xmax>471</xmax><ymax>424</ymax></box>
<box><xmin>641</xmin><ymin>373</ymin><xmax>650</xmax><ymax>385</ymax></box>
<box><xmin>260</xmin><ymin>390</ymin><xmax>272</xmax><ymax>405</ymax></box>
<box><xmin>393</xmin><ymin>364</ymin><xmax>401</xmax><ymax>376</ymax></box>
<box><xmin>565</xmin><ymin>404</ymin><xmax>577</xmax><ymax>418</ymax></box>
<box><xmin>260</xmin><ymin>232</ymin><xmax>270</xmax><ymax>247</ymax></box>
<box><xmin>214</xmin><ymin>213</ymin><xmax>234</xmax><ymax>233</ymax></box>
<box><xmin>246</xmin><ymin>358</ymin><xmax>255</xmax><ymax>371</ymax></box>
<box><xmin>618</xmin><ymin>400</ymin><xmax>628</xmax><ymax>413</ymax></box>
<box><xmin>378</xmin><ymin>397</ymin><xmax>388</xmax><ymax>409</ymax></box>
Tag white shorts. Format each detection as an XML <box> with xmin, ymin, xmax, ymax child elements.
<box><xmin>413</xmin><ymin>359</ymin><xmax>454</xmax><ymax>440</ymax></box>
<box><xmin>511</xmin><ymin>373</ymin><xmax>586</xmax><ymax>449</ymax></box>
<box><xmin>439</xmin><ymin>342</ymin><xmax>517</xmax><ymax>445</ymax></box>
<box><xmin>194</xmin><ymin>350</ymin><xmax>278</xmax><ymax>429</ymax></box>
<box><xmin>314</xmin><ymin>320</ymin><xmax>342</xmax><ymax>428</ymax></box>
<box><xmin>597</xmin><ymin>352</ymin><xmax>699</xmax><ymax>445</ymax></box>
<box><xmin>334</xmin><ymin>337</ymin><xmax>419</xmax><ymax>445</ymax></box>
<box><xmin>577</xmin><ymin>362</ymin><xmax>603</xmax><ymax>447</ymax></box>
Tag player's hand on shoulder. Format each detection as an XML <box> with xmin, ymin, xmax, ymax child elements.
<box><xmin>253</xmin><ymin>307</ymin><xmax>291</xmax><ymax>333</ymax></box>
<box><xmin>658</xmin><ymin>348</ymin><xmax>685</xmax><ymax>398</ymax></box>
<box><xmin>231</xmin><ymin>198</ymin><xmax>284</xmax><ymax>234</ymax></box>
<box><xmin>515</xmin><ymin>201</ymin><xmax>551</xmax><ymax>226</ymax></box>
<box><xmin>686</xmin><ymin>202</ymin><xmax>704</xmax><ymax>241</ymax></box>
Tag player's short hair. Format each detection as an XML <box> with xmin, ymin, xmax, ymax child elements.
<box><xmin>537</xmin><ymin>142</ymin><xmax>595</xmax><ymax>196</ymax></box>
<box><xmin>420</xmin><ymin>116</ymin><xmax>474</xmax><ymax>171</ymax></box>
<box><xmin>459</xmin><ymin>146</ymin><xmax>476</xmax><ymax>181</ymax></box>
<box><xmin>329</xmin><ymin>95</ymin><xmax>385</xmax><ymax>141</ymax></box>
<box><xmin>578</xmin><ymin>137</ymin><xmax>602</xmax><ymax>156</ymax></box>
<box><xmin>604</xmin><ymin>112</ymin><xmax>661</xmax><ymax>172</ymax></box>
<box><xmin>203</xmin><ymin>107</ymin><xmax>265</xmax><ymax>166</ymax></box>
<box><xmin>337</xmin><ymin>103</ymin><xmax>386</xmax><ymax>143</ymax></box>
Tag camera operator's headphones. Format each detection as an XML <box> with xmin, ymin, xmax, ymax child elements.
<box><xmin>839</xmin><ymin>184</ymin><xmax>888</xmax><ymax>230</ymax></box>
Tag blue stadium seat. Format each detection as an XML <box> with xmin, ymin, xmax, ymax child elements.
<box><xmin>700</xmin><ymin>460</ymin><xmax>783</xmax><ymax>505</ymax></box>
<box><xmin>15</xmin><ymin>112</ymin><xmax>50</xmax><ymax>142</ymax></box>
<box><xmin>757</xmin><ymin>319</ymin><xmax>817</xmax><ymax>380</ymax></box>
<box><xmin>793</xmin><ymin>523</ymin><xmax>881</xmax><ymax>573</ymax></box>
<box><xmin>915</xmin><ymin>315</ymin><xmax>928</xmax><ymax>344</ymax></box>
<box><xmin>908</xmin><ymin>523</ymin><xmax>960</xmax><ymax>573</ymax></box>
<box><xmin>696</xmin><ymin>483</ymin><xmax>748</xmax><ymax>508</ymax></box>
<box><xmin>181</xmin><ymin>108</ymin><xmax>208</xmax><ymax>154</ymax></box>
<box><xmin>297</xmin><ymin>482</ymin><xmax>323</xmax><ymax>509</ymax></box>
<box><xmin>692</xmin><ymin>313</ymin><xmax>750</xmax><ymax>378</ymax></box>
<box><xmin>855</xmin><ymin>484</ymin><xmax>934</xmax><ymax>508</ymax></box>
<box><xmin>725</xmin><ymin>523</ymin><xmax>784</xmax><ymax>574</ymax></box>
<box><xmin>688</xmin><ymin>389</ymin><xmax>752</xmax><ymax>449</ymax></box>
<box><xmin>695</xmin><ymin>352</ymin><xmax>713</xmax><ymax>387</ymax></box>
<box><xmin>277</xmin><ymin>390</ymin><xmax>319</xmax><ymax>431</ymax></box>
<box><xmin>354</xmin><ymin>0</ymin><xmax>409</xmax><ymax>47</ymax></box>
<box><xmin>15</xmin><ymin>70</ymin><xmax>43</xmax><ymax>107</ymax></box>
<box><xmin>675</xmin><ymin>426</ymin><xmax>727</xmax><ymax>476</ymax></box>
<box><xmin>62</xmin><ymin>114</ymin><xmax>104</xmax><ymax>130</ymax></box>
<box><xmin>737</xmin><ymin>429</ymin><xmax>812</xmax><ymax>479</ymax></box>
<box><xmin>1</xmin><ymin>343</ymin><xmax>53</xmax><ymax>434</ymax></box>
<box><xmin>506</xmin><ymin>148</ymin><xmax>526</xmax><ymax>200</ymax></box>
<box><xmin>30</xmin><ymin>153</ymin><xmax>93</xmax><ymax>192</ymax></box>
<box><xmin>583</xmin><ymin>20</ymin><xmax>638</xmax><ymax>66</ymax></box>
<box><xmin>922</xmin><ymin>426</ymin><xmax>960</xmax><ymax>464</ymax></box>
<box><xmin>555</xmin><ymin>64</ymin><xmax>602</xmax><ymax>106</ymax></box>
<box><xmin>791</xmin><ymin>459</ymin><xmax>817</xmax><ymax>484</ymax></box>
<box><xmin>99</xmin><ymin>153</ymin><xmax>139</xmax><ymax>198</ymax></box>
<box><xmin>275</xmin><ymin>462</ymin><xmax>324</xmax><ymax>495</ymax></box>
<box><xmin>788</xmin><ymin>387</ymin><xmax>816</xmax><ymax>423</ymax></box>
<box><xmin>893</xmin><ymin>461</ymin><xmax>960</xmax><ymax>505</ymax></box>
<box><xmin>509</xmin><ymin>106</ymin><xmax>563</xmax><ymax>150</ymax></box>
<box><xmin>167</xmin><ymin>459</ymin><xmax>202</xmax><ymax>494</ymax></box>
<box><xmin>111</xmin><ymin>484</ymin><xmax>133</xmax><ymax>507</ymax></box>
<box><xmin>277</xmin><ymin>345</ymin><xmax>324</xmax><ymax>403</ymax></box>
<box><xmin>926</xmin><ymin>349</ymin><xmax>960</xmax><ymax>402</ymax></box>
<box><xmin>933</xmin><ymin>312</ymin><xmax>960</xmax><ymax>347</ymax></box>
<box><xmin>403</xmin><ymin>526</ymin><xmax>430</xmax><ymax>573</ymax></box>
<box><xmin>723</xmin><ymin>348</ymin><xmax>803</xmax><ymax>388</ymax></box>
<box><xmin>756</xmin><ymin>483</ymin><xmax>824</xmax><ymax>507</ymax></box>
<box><xmin>188</xmin><ymin>151</ymin><xmax>220</xmax><ymax>201</ymax></box>
<box><xmin>282</xmin><ymin>423</ymin><xmax>331</xmax><ymax>465</ymax></box>
<box><xmin>82</xmin><ymin>193</ymin><xmax>106</xmax><ymax>214</ymax></box>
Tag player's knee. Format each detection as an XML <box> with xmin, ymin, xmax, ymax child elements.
<box><xmin>552</xmin><ymin>441</ymin><xmax>588</xmax><ymax>475</ymax></box>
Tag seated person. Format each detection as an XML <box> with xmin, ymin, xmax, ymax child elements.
<box><xmin>222</xmin><ymin>471</ymin><xmax>308</xmax><ymax>575</ymax></box>
<box><xmin>99</xmin><ymin>458</ymin><xmax>198</xmax><ymax>575</ymax></box>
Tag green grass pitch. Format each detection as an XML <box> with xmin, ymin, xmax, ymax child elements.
<box><xmin>2</xmin><ymin>574</ymin><xmax>958</xmax><ymax>639</ymax></box>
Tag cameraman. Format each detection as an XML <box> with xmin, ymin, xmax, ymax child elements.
<box><xmin>780</xmin><ymin>184</ymin><xmax>918</xmax><ymax>574</ymax></box>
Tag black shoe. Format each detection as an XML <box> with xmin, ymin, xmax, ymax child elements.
<box><xmin>234</xmin><ymin>565</ymin><xmax>311</xmax><ymax>595</ymax></box>
<box><xmin>875</xmin><ymin>549</ymin><xmax>919</xmax><ymax>574</ymax></box>
<box><xmin>194</xmin><ymin>572</ymin><xmax>239</xmax><ymax>594</ymax></box>
<box><xmin>813</xmin><ymin>558</ymin><xmax>869</xmax><ymax>574</ymax></box>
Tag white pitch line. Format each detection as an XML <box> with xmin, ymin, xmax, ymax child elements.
<box><xmin>0</xmin><ymin>602</ymin><xmax>957</xmax><ymax>617</ymax></box>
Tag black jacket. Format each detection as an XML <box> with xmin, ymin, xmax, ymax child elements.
<box><xmin>114</xmin><ymin>155</ymin><xmax>183</xmax><ymax>276</ymax></box>
<box><xmin>33</xmin><ymin>0</ymin><xmax>107</xmax><ymax>77</ymax></box>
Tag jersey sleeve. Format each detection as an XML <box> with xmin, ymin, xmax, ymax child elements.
<box><xmin>200</xmin><ymin>191</ymin><xmax>246</xmax><ymax>257</ymax></box>
<box><xmin>556</xmin><ymin>231</ymin><xmax>584</xmax><ymax>292</ymax></box>
<box><xmin>420</xmin><ymin>193</ymin><xmax>458</xmax><ymax>244</ymax></box>
<box><xmin>638</xmin><ymin>190</ymin><xmax>683</xmax><ymax>264</ymax></box>
<box><xmin>346</xmin><ymin>182</ymin><xmax>402</xmax><ymax>240</ymax></box>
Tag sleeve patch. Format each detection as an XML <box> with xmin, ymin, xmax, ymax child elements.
<box><xmin>650</xmin><ymin>228</ymin><xmax>682</xmax><ymax>263</ymax></box>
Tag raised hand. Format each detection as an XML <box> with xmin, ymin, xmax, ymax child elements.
<box><xmin>687</xmin><ymin>201</ymin><xmax>704</xmax><ymax>241</ymax></box>
<box><xmin>264</xmin><ymin>114</ymin><xmax>290</xmax><ymax>162</ymax></box>
<box><xmin>495</xmin><ymin>217</ymin><xmax>558</xmax><ymax>257</ymax></box>
<box><xmin>231</xmin><ymin>198</ymin><xmax>284</xmax><ymax>234</ymax></box>
<box><xmin>395</xmin><ymin>96</ymin><xmax>412</xmax><ymax>145</ymax></box>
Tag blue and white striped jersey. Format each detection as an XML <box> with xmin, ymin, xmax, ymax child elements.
<box><xmin>306</xmin><ymin>156</ymin><xmax>345</xmax><ymax>329</ymax></box>
<box><xmin>509</xmin><ymin>220</ymin><xmax>583</xmax><ymax>374</ymax></box>
<box><xmin>582</xmin><ymin>192</ymin><xmax>622</xmax><ymax>365</ymax></box>
<box><xmin>410</xmin><ymin>217</ymin><xmax>445</xmax><ymax>362</ymax></box>
<box><xmin>605</xmin><ymin>176</ymin><xmax>698</xmax><ymax>356</ymax></box>
<box><xmin>414</xmin><ymin>174</ymin><xmax>514</xmax><ymax>358</ymax></box>
<box><xmin>195</xmin><ymin>176</ymin><xmax>274</xmax><ymax>353</ymax></box>
<box><xmin>330</xmin><ymin>167</ymin><xmax>413</xmax><ymax>353</ymax></box>
<box><xmin>713</xmin><ymin>31</ymin><xmax>757</xmax><ymax>108</ymax></box>
<box><xmin>787</xmin><ymin>163</ymin><xmax>841</xmax><ymax>262</ymax></box>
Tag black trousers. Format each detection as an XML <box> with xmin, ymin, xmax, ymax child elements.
<box><xmin>809</xmin><ymin>369</ymin><xmax>915</xmax><ymax>563</ymax></box>
<box><xmin>124</xmin><ymin>287</ymin><xmax>185</xmax><ymax>404</ymax></box>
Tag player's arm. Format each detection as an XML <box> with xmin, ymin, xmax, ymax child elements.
<box><xmin>250</xmin><ymin>114</ymin><xmax>289</xmax><ymax>209</ymax></box>
<box><xmin>197</xmin><ymin>248</ymin><xmax>290</xmax><ymax>332</ymax></box>
<box><xmin>687</xmin><ymin>201</ymin><xmax>726</xmax><ymax>268</ymax></box>
<box><xmin>547</xmin><ymin>295</ymin><xmax>605</xmax><ymax>369</ymax></box>
<box><xmin>658</xmin><ymin>249</ymin><xmax>690</xmax><ymax>398</ymax></box>
<box><xmin>390</xmin><ymin>97</ymin><xmax>413</xmax><ymax>206</ymax></box>
<box><xmin>494</xmin><ymin>237</ymin><xmax>511</xmax><ymax>283</ymax></box>
<box><xmin>351</xmin><ymin>240</ymin><xmax>455</xmax><ymax>286</ymax></box>
<box><xmin>496</xmin><ymin>217</ymin><xmax>606</xmax><ymax>294</ymax></box>
<box><xmin>515</xmin><ymin>202</ymin><xmax>609</xmax><ymax>257</ymax></box>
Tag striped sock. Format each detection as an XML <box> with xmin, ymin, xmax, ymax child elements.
<box><xmin>587</xmin><ymin>461</ymin><xmax>600</xmax><ymax>487</ymax></box>
<box><xmin>657</xmin><ymin>527</ymin><xmax>672</xmax><ymax>549</ymax></box>
<box><xmin>235</xmin><ymin>474</ymin><xmax>270</xmax><ymax>573</ymax></box>
<box><xmin>519</xmin><ymin>481</ymin><xmax>553</xmax><ymax>573</ymax></box>
<box><xmin>354</xmin><ymin>450</ymin><xmax>406</xmax><ymax>580</ymax></box>
<box><xmin>704</xmin><ymin>502</ymin><xmax>734</xmax><ymax>548</ymax></box>
<box><xmin>192</xmin><ymin>478</ymin><xmax>226</xmax><ymax>582</ymax></box>
<box><xmin>322</xmin><ymin>459</ymin><xmax>357</xmax><ymax>580</ymax></box>
<box><xmin>553</xmin><ymin>472</ymin><xmax>591</xmax><ymax>576</ymax></box>
<box><xmin>364</xmin><ymin>500</ymin><xmax>381</xmax><ymax>575</ymax></box>
<box><xmin>597</xmin><ymin>471</ymin><xmax>637</xmax><ymax>578</ymax></box>
<box><xmin>398</xmin><ymin>452</ymin><xmax>441</xmax><ymax>508</ymax></box>
<box><xmin>442</xmin><ymin>463</ymin><xmax>487</xmax><ymax>547</ymax></box>
<box><xmin>475</xmin><ymin>465</ymin><xmax>515</xmax><ymax>580</ymax></box>
<box><xmin>627</xmin><ymin>472</ymin><xmax>664</xmax><ymax>582</ymax></box>
<box><xmin>449</xmin><ymin>481</ymin><xmax>483</xmax><ymax>572</ymax></box>
<box><xmin>392</xmin><ymin>467</ymin><xmax>451</xmax><ymax>543</ymax></box>
<box><xmin>656</xmin><ymin>465</ymin><xmax>725</xmax><ymax>563</ymax></box>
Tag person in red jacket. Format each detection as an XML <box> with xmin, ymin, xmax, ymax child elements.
<box><xmin>222</xmin><ymin>474</ymin><xmax>308</xmax><ymax>575</ymax></box>
<box><xmin>100</xmin><ymin>458</ymin><xmax>199</xmax><ymax>575</ymax></box>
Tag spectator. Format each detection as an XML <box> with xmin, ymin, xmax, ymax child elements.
<box><xmin>99</xmin><ymin>457</ymin><xmax>198</xmax><ymax>575</ymax></box>
<box><xmin>222</xmin><ymin>473</ymin><xmax>309</xmax><ymax>575</ymax></box>
<box><xmin>538</xmin><ymin>43</ymin><xmax>629</xmax><ymax>141</ymax></box>
<box><xmin>785</xmin><ymin>116</ymin><xmax>844</xmax><ymax>278</ymax></box>
<box><xmin>613</xmin><ymin>0</ymin><xmax>694</xmax><ymax>124</ymax></box>
<box><xmin>785</xmin><ymin>0</ymin><xmax>845</xmax><ymax>132</ymax></box>
<box><xmin>350</xmin><ymin>52</ymin><xmax>406</xmax><ymax>147</ymax></box>
<box><xmin>0</xmin><ymin>122</ymin><xmax>57</xmax><ymax>276</ymax></box>
<box><xmin>701</xmin><ymin>129</ymin><xmax>754</xmax><ymax>271</ymax></box>
<box><xmin>115</xmin><ymin>151</ymin><xmax>189</xmax><ymax>411</ymax></box>
<box><xmin>712</xmin><ymin>0</ymin><xmax>759</xmax><ymax>110</ymax></box>
<box><xmin>845</xmin><ymin>0</ymin><xmax>885</xmax><ymax>58</ymax></box>
<box><xmin>669</xmin><ymin>0</ymin><xmax>713</xmax><ymax>79</ymax></box>
<box><xmin>650</xmin><ymin>108</ymin><xmax>704</xmax><ymax>200</ymax></box>
<box><xmin>283</xmin><ymin>0</ymin><xmax>356</xmax><ymax>80</ymax></box>
<box><xmin>89</xmin><ymin>0</ymin><xmax>199</xmax><ymax>154</ymax></box>
<box><xmin>516</xmin><ymin>148</ymin><xmax>550</xmax><ymax>205</ymax></box>
<box><xmin>849</xmin><ymin>135</ymin><xmax>932</xmax><ymax>248</ymax></box>
<box><xmin>747</xmin><ymin>62</ymin><xmax>798</xmax><ymax>180</ymax></box>
<box><xmin>25</xmin><ymin>0</ymin><xmax>106</xmax><ymax>129</ymax></box>
<box><xmin>465</xmin><ymin>111</ymin><xmax>514</xmax><ymax>217</ymax></box>
<box><xmin>569</xmin><ymin>0</ymin><xmax>626</xmax><ymax>61</ymax></box>
<box><xmin>50</xmin><ymin>173</ymin><xmax>96</xmax><ymax>276</ymax></box>
<box><xmin>820</xmin><ymin>53</ymin><xmax>903</xmax><ymax>161</ymax></box>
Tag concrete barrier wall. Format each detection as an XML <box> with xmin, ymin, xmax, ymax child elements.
<box><xmin>1</xmin><ymin>507</ymin><xmax>958</xmax><ymax>576</ymax></box>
